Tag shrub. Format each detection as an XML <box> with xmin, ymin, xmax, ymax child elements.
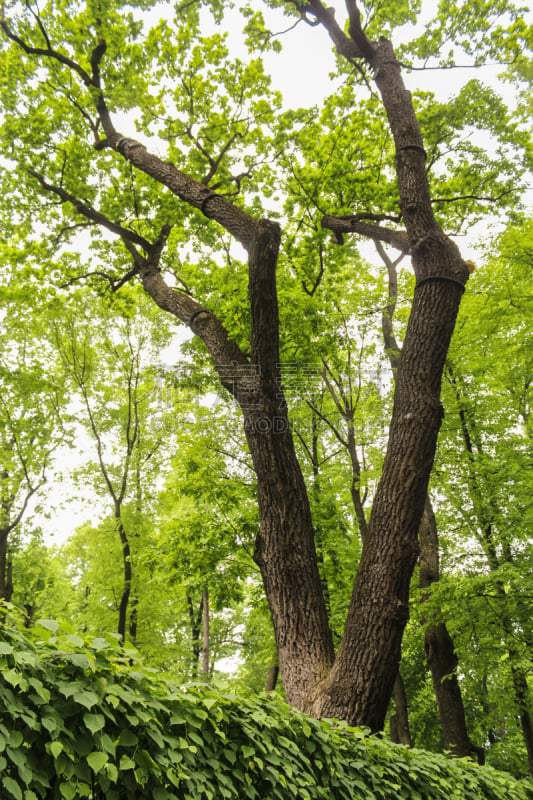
<box><xmin>0</xmin><ymin>619</ymin><xmax>532</xmax><ymax>800</ymax></box>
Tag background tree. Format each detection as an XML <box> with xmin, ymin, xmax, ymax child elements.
<box><xmin>54</xmin><ymin>291</ymin><xmax>171</xmax><ymax>641</ymax></box>
<box><xmin>0</xmin><ymin>301</ymin><xmax>69</xmax><ymax>602</ymax></box>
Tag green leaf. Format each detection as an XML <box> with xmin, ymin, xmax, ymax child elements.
<box><xmin>118</xmin><ymin>755</ymin><xmax>136</xmax><ymax>770</ymax></box>
<box><xmin>83</xmin><ymin>712</ymin><xmax>105</xmax><ymax>734</ymax></box>
<box><xmin>59</xmin><ymin>782</ymin><xmax>76</xmax><ymax>800</ymax></box>
<box><xmin>50</xmin><ymin>742</ymin><xmax>63</xmax><ymax>759</ymax></box>
<box><xmin>73</xmin><ymin>690</ymin><xmax>99</xmax><ymax>709</ymax></box>
<box><xmin>87</xmin><ymin>751</ymin><xmax>108</xmax><ymax>774</ymax></box>
<box><xmin>2</xmin><ymin>777</ymin><xmax>22</xmax><ymax>800</ymax></box>
<box><xmin>118</xmin><ymin>729</ymin><xmax>138</xmax><ymax>747</ymax></box>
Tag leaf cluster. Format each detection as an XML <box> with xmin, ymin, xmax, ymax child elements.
<box><xmin>1</xmin><ymin>617</ymin><xmax>533</xmax><ymax>799</ymax></box>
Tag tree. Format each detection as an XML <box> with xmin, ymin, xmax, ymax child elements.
<box><xmin>0</xmin><ymin>0</ymin><xmax>530</xmax><ymax>730</ymax></box>
<box><xmin>0</xmin><ymin>302</ymin><xmax>68</xmax><ymax>602</ymax></box>
<box><xmin>434</xmin><ymin>222</ymin><xmax>533</xmax><ymax>771</ymax></box>
<box><xmin>54</xmin><ymin>292</ymin><xmax>170</xmax><ymax>641</ymax></box>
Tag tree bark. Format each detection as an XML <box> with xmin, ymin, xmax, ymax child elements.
<box><xmin>244</xmin><ymin>222</ymin><xmax>336</xmax><ymax>707</ymax></box>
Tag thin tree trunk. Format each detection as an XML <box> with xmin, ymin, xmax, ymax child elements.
<box><xmin>265</xmin><ymin>665</ymin><xmax>279</xmax><ymax>692</ymax></box>
<box><xmin>128</xmin><ymin>595</ymin><xmax>138</xmax><ymax>644</ymax></box>
<box><xmin>419</xmin><ymin>499</ymin><xmax>482</xmax><ymax>761</ymax></box>
<box><xmin>116</xmin><ymin>509</ymin><xmax>131</xmax><ymax>642</ymax></box>
<box><xmin>310</xmin><ymin>413</ymin><xmax>332</xmax><ymax>619</ymax></box>
<box><xmin>201</xmin><ymin>589</ymin><xmax>209</xmax><ymax>679</ymax></box>
<box><xmin>187</xmin><ymin>594</ymin><xmax>203</xmax><ymax>679</ymax></box>
<box><xmin>0</xmin><ymin>529</ymin><xmax>11</xmax><ymax>602</ymax></box>
<box><xmin>390</xmin><ymin>672</ymin><xmax>412</xmax><ymax>746</ymax></box>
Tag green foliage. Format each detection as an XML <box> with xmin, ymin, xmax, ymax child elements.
<box><xmin>1</xmin><ymin>617</ymin><xmax>532</xmax><ymax>800</ymax></box>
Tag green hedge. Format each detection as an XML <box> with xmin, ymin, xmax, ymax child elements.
<box><xmin>0</xmin><ymin>619</ymin><xmax>532</xmax><ymax>800</ymax></box>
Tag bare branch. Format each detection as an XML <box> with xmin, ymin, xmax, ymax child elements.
<box><xmin>431</xmin><ymin>189</ymin><xmax>514</xmax><ymax>205</ymax></box>
<box><xmin>302</xmin><ymin>241</ymin><xmax>325</xmax><ymax>296</ymax></box>
<box><xmin>28</xmin><ymin>170</ymin><xmax>154</xmax><ymax>252</ymax></box>
<box><xmin>0</xmin><ymin>17</ymin><xmax>93</xmax><ymax>86</ymax></box>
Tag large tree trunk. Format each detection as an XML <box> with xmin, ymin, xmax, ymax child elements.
<box><xmin>312</xmin><ymin>274</ymin><xmax>464</xmax><ymax>729</ymax></box>
<box><xmin>302</xmin><ymin>7</ymin><xmax>469</xmax><ymax>730</ymax></box>
<box><xmin>244</xmin><ymin>221</ymin><xmax>336</xmax><ymax>708</ymax></box>
<box><xmin>377</xmin><ymin>227</ymin><xmax>477</xmax><ymax>756</ymax></box>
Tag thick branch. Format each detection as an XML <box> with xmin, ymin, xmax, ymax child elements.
<box><xmin>95</xmin><ymin>131</ymin><xmax>261</xmax><ymax>251</ymax></box>
<box><xmin>305</xmin><ymin>1</ymin><xmax>363</xmax><ymax>60</ymax></box>
<box><xmin>322</xmin><ymin>214</ymin><xmax>410</xmax><ymax>251</ymax></box>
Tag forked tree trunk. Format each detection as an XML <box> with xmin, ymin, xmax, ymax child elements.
<box><xmin>13</xmin><ymin>3</ymin><xmax>469</xmax><ymax>731</ymax></box>
<box><xmin>131</xmin><ymin>58</ymin><xmax>467</xmax><ymax>728</ymax></box>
